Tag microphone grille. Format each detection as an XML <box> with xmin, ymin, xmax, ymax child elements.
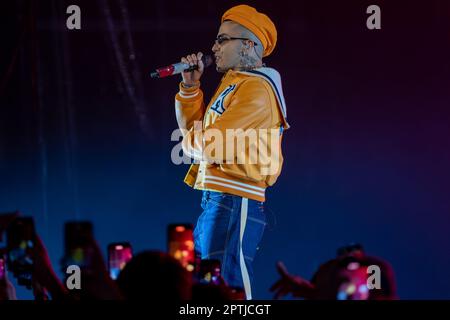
<box><xmin>202</xmin><ymin>55</ymin><xmax>213</xmax><ymax>68</ymax></box>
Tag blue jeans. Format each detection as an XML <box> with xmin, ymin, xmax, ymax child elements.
<box><xmin>193</xmin><ymin>190</ymin><xmax>266</xmax><ymax>299</ymax></box>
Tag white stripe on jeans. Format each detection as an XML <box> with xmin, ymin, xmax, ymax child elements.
<box><xmin>239</xmin><ymin>198</ymin><xmax>252</xmax><ymax>300</ymax></box>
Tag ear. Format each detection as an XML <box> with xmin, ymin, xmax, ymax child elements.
<box><xmin>242</xmin><ymin>41</ymin><xmax>251</xmax><ymax>53</ymax></box>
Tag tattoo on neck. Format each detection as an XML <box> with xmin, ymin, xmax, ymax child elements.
<box><xmin>239</xmin><ymin>55</ymin><xmax>261</xmax><ymax>71</ymax></box>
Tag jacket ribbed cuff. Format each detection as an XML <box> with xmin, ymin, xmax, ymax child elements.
<box><xmin>178</xmin><ymin>81</ymin><xmax>201</xmax><ymax>99</ymax></box>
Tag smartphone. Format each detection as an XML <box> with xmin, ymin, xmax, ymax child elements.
<box><xmin>6</xmin><ymin>217</ymin><xmax>36</xmax><ymax>287</ymax></box>
<box><xmin>198</xmin><ymin>259</ymin><xmax>221</xmax><ymax>285</ymax></box>
<box><xmin>108</xmin><ymin>242</ymin><xmax>133</xmax><ymax>280</ymax></box>
<box><xmin>167</xmin><ymin>223</ymin><xmax>195</xmax><ymax>272</ymax></box>
<box><xmin>62</xmin><ymin>221</ymin><xmax>94</xmax><ymax>272</ymax></box>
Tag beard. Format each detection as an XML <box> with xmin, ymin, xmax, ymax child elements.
<box><xmin>215</xmin><ymin>66</ymin><xmax>228</xmax><ymax>73</ymax></box>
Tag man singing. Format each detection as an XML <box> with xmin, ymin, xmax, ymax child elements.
<box><xmin>174</xmin><ymin>4</ymin><xmax>289</xmax><ymax>299</ymax></box>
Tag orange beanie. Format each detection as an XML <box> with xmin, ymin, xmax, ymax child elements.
<box><xmin>222</xmin><ymin>5</ymin><xmax>277</xmax><ymax>57</ymax></box>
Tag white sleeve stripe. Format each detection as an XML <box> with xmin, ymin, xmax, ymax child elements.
<box><xmin>179</xmin><ymin>91</ymin><xmax>199</xmax><ymax>98</ymax></box>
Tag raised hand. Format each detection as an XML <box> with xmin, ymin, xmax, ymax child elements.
<box><xmin>269</xmin><ymin>261</ymin><xmax>315</xmax><ymax>299</ymax></box>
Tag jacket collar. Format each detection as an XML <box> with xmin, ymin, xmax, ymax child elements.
<box><xmin>236</xmin><ymin>67</ymin><xmax>289</xmax><ymax>128</ymax></box>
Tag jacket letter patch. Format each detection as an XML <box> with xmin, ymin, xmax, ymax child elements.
<box><xmin>210</xmin><ymin>84</ymin><xmax>236</xmax><ymax>115</ymax></box>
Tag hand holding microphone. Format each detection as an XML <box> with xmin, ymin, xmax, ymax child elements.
<box><xmin>181</xmin><ymin>52</ymin><xmax>206</xmax><ymax>86</ymax></box>
<box><xmin>150</xmin><ymin>52</ymin><xmax>212</xmax><ymax>85</ymax></box>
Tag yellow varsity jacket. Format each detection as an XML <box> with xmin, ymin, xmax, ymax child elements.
<box><xmin>175</xmin><ymin>67</ymin><xmax>289</xmax><ymax>202</ymax></box>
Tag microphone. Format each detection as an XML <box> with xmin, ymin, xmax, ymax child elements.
<box><xmin>150</xmin><ymin>55</ymin><xmax>213</xmax><ymax>79</ymax></box>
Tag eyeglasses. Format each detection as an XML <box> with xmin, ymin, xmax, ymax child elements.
<box><xmin>214</xmin><ymin>35</ymin><xmax>258</xmax><ymax>46</ymax></box>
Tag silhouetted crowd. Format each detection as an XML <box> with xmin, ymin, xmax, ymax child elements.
<box><xmin>0</xmin><ymin>211</ymin><xmax>397</xmax><ymax>300</ymax></box>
